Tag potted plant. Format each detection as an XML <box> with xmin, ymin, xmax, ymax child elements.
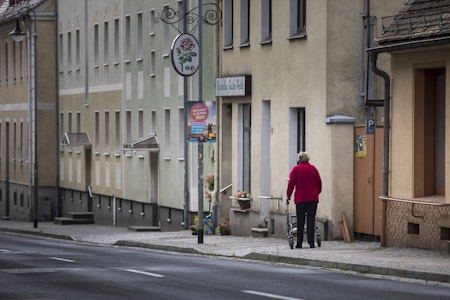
<box><xmin>218</xmin><ymin>217</ymin><xmax>230</xmax><ymax>235</ymax></box>
<box><xmin>235</xmin><ymin>190</ymin><xmax>251</xmax><ymax>209</ymax></box>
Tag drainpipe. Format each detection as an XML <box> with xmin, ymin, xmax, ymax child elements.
<box><xmin>54</xmin><ymin>0</ymin><xmax>61</xmax><ymax>218</ymax></box>
<box><xmin>369</xmin><ymin>52</ymin><xmax>390</xmax><ymax>246</ymax></box>
<box><xmin>369</xmin><ymin>52</ymin><xmax>390</xmax><ymax>198</ymax></box>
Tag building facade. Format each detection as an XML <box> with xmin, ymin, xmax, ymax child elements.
<box><xmin>371</xmin><ymin>0</ymin><xmax>450</xmax><ymax>250</ymax></box>
<box><xmin>57</xmin><ymin>0</ymin><xmax>216</xmax><ymax>230</ymax></box>
<box><xmin>0</xmin><ymin>0</ymin><xmax>57</xmax><ymax>222</ymax></box>
<box><xmin>214</xmin><ymin>0</ymin><xmax>406</xmax><ymax>239</ymax></box>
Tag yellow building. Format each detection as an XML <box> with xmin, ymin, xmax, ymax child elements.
<box><xmin>0</xmin><ymin>0</ymin><xmax>57</xmax><ymax>222</ymax></box>
<box><xmin>370</xmin><ymin>0</ymin><xmax>450</xmax><ymax>250</ymax></box>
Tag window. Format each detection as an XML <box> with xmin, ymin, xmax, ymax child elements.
<box><xmin>75</xmin><ymin>29</ymin><xmax>80</xmax><ymax>69</ymax></box>
<box><xmin>19</xmin><ymin>121</ymin><xmax>23</xmax><ymax>162</ymax></box>
<box><xmin>67</xmin><ymin>31</ymin><xmax>72</xmax><ymax>70</ymax></box>
<box><xmin>115</xmin><ymin>111</ymin><xmax>120</xmax><ymax>154</ymax></box>
<box><xmin>12</xmin><ymin>41</ymin><xmax>16</xmax><ymax>81</ymax></box>
<box><xmin>19</xmin><ymin>41</ymin><xmax>23</xmax><ymax>79</ymax></box>
<box><xmin>5</xmin><ymin>42</ymin><xmax>9</xmax><ymax>82</ymax></box>
<box><xmin>68</xmin><ymin>112</ymin><xmax>72</xmax><ymax>133</ymax></box>
<box><xmin>290</xmin><ymin>0</ymin><xmax>306</xmax><ymax>38</ymax></box>
<box><xmin>104</xmin><ymin>21</ymin><xmax>109</xmax><ymax>65</ymax></box>
<box><xmin>178</xmin><ymin>107</ymin><xmax>184</xmax><ymax>159</ymax></box>
<box><xmin>289</xmin><ymin>107</ymin><xmax>305</xmax><ymax>167</ymax></box>
<box><xmin>149</xmin><ymin>10</ymin><xmax>155</xmax><ymax>35</ymax></box>
<box><xmin>0</xmin><ymin>123</ymin><xmax>2</xmax><ymax>160</ymax></box>
<box><xmin>105</xmin><ymin>111</ymin><xmax>110</xmax><ymax>154</ymax></box>
<box><xmin>76</xmin><ymin>112</ymin><xmax>81</xmax><ymax>132</ymax></box>
<box><xmin>164</xmin><ymin>109</ymin><xmax>171</xmax><ymax>158</ymax></box>
<box><xmin>261</xmin><ymin>101</ymin><xmax>271</xmax><ymax>195</ymax></box>
<box><xmin>13</xmin><ymin>122</ymin><xmax>16</xmax><ymax>162</ymax></box>
<box><xmin>137</xmin><ymin>12</ymin><xmax>143</xmax><ymax>59</ymax></box>
<box><xmin>0</xmin><ymin>41</ymin><xmax>2</xmax><ymax>83</ymax></box>
<box><xmin>94</xmin><ymin>111</ymin><xmax>100</xmax><ymax>153</ymax></box>
<box><xmin>238</xmin><ymin>104</ymin><xmax>251</xmax><ymax>192</ymax></box>
<box><xmin>94</xmin><ymin>24</ymin><xmax>99</xmax><ymax>66</ymax></box>
<box><xmin>223</xmin><ymin>0</ymin><xmax>233</xmax><ymax>48</ymax></box>
<box><xmin>163</xmin><ymin>5</ymin><xmax>170</xmax><ymax>55</ymax></box>
<box><xmin>177</xmin><ymin>1</ymin><xmax>184</xmax><ymax>33</ymax></box>
<box><xmin>149</xmin><ymin>50</ymin><xmax>155</xmax><ymax>76</ymax></box>
<box><xmin>138</xmin><ymin>110</ymin><xmax>143</xmax><ymax>137</ymax></box>
<box><xmin>114</xmin><ymin>18</ymin><xmax>120</xmax><ymax>63</ymax></box>
<box><xmin>126</xmin><ymin>110</ymin><xmax>131</xmax><ymax>141</ymax></box>
<box><xmin>60</xmin><ymin>112</ymin><xmax>64</xmax><ymax>140</ymax></box>
<box><xmin>125</xmin><ymin>15</ymin><xmax>131</xmax><ymax>61</ymax></box>
<box><xmin>151</xmin><ymin>110</ymin><xmax>156</xmax><ymax>133</ymax></box>
<box><xmin>58</xmin><ymin>34</ymin><xmax>63</xmax><ymax>70</ymax></box>
<box><xmin>261</xmin><ymin>0</ymin><xmax>272</xmax><ymax>44</ymax></box>
<box><xmin>240</xmin><ymin>0</ymin><xmax>250</xmax><ymax>46</ymax></box>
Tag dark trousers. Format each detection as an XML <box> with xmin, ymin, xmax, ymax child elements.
<box><xmin>296</xmin><ymin>201</ymin><xmax>318</xmax><ymax>245</ymax></box>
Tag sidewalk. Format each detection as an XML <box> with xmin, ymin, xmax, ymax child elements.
<box><xmin>0</xmin><ymin>220</ymin><xmax>449</xmax><ymax>284</ymax></box>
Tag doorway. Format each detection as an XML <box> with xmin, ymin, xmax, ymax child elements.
<box><xmin>354</xmin><ymin>126</ymin><xmax>384</xmax><ymax>237</ymax></box>
<box><xmin>413</xmin><ymin>68</ymin><xmax>445</xmax><ymax>197</ymax></box>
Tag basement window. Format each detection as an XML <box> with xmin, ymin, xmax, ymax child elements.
<box><xmin>441</xmin><ymin>227</ymin><xmax>450</xmax><ymax>240</ymax></box>
<box><xmin>407</xmin><ymin>223</ymin><xmax>420</xmax><ymax>235</ymax></box>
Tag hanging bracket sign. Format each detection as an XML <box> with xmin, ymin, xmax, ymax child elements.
<box><xmin>171</xmin><ymin>33</ymin><xmax>199</xmax><ymax>77</ymax></box>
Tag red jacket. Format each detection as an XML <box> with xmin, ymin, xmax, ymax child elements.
<box><xmin>287</xmin><ymin>162</ymin><xmax>322</xmax><ymax>204</ymax></box>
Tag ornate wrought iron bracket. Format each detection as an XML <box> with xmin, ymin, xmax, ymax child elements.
<box><xmin>155</xmin><ymin>1</ymin><xmax>222</xmax><ymax>35</ymax></box>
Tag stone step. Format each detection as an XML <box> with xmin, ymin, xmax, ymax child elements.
<box><xmin>128</xmin><ymin>226</ymin><xmax>161</xmax><ymax>232</ymax></box>
<box><xmin>67</xmin><ymin>212</ymin><xmax>94</xmax><ymax>220</ymax></box>
<box><xmin>53</xmin><ymin>217</ymin><xmax>95</xmax><ymax>225</ymax></box>
<box><xmin>251</xmin><ymin>227</ymin><xmax>269</xmax><ymax>238</ymax></box>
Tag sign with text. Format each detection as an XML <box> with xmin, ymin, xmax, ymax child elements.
<box><xmin>187</xmin><ymin>101</ymin><xmax>216</xmax><ymax>143</ymax></box>
<box><xmin>215</xmin><ymin>75</ymin><xmax>251</xmax><ymax>97</ymax></box>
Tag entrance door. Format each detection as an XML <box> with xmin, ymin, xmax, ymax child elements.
<box><xmin>354</xmin><ymin>126</ymin><xmax>383</xmax><ymax>237</ymax></box>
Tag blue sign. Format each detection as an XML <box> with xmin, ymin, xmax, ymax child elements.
<box><xmin>366</xmin><ymin>118</ymin><xmax>376</xmax><ymax>134</ymax></box>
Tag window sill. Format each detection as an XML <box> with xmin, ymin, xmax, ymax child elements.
<box><xmin>288</xmin><ymin>33</ymin><xmax>307</xmax><ymax>40</ymax></box>
<box><xmin>380</xmin><ymin>195</ymin><xmax>448</xmax><ymax>206</ymax></box>
<box><xmin>260</xmin><ymin>39</ymin><xmax>272</xmax><ymax>46</ymax></box>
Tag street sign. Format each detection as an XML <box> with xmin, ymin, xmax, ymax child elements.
<box><xmin>366</xmin><ymin>118</ymin><xmax>376</xmax><ymax>134</ymax></box>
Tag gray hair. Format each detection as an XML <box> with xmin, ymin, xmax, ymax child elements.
<box><xmin>297</xmin><ymin>152</ymin><xmax>310</xmax><ymax>163</ymax></box>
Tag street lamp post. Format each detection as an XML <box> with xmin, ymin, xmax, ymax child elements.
<box><xmin>10</xmin><ymin>6</ymin><xmax>39</xmax><ymax>228</ymax></box>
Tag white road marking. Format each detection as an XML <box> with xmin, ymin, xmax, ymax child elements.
<box><xmin>125</xmin><ymin>269</ymin><xmax>165</xmax><ymax>278</ymax></box>
<box><xmin>242</xmin><ymin>290</ymin><xmax>304</xmax><ymax>300</ymax></box>
<box><xmin>49</xmin><ymin>257</ymin><xmax>76</xmax><ymax>263</ymax></box>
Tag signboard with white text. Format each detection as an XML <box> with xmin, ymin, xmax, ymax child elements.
<box><xmin>215</xmin><ymin>75</ymin><xmax>251</xmax><ymax>97</ymax></box>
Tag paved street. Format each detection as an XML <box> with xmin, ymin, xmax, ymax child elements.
<box><xmin>1</xmin><ymin>233</ymin><xmax>449</xmax><ymax>300</ymax></box>
<box><xmin>0</xmin><ymin>220</ymin><xmax>449</xmax><ymax>286</ymax></box>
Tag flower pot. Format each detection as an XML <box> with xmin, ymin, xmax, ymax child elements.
<box><xmin>237</xmin><ymin>199</ymin><xmax>251</xmax><ymax>210</ymax></box>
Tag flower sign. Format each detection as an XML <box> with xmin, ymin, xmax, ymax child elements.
<box><xmin>171</xmin><ymin>33</ymin><xmax>199</xmax><ymax>77</ymax></box>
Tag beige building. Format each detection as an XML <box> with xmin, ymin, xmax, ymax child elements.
<box><xmin>57</xmin><ymin>0</ymin><xmax>216</xmax><ymax>230</ymax></box>
<box><xmin>370</xmin><ymin>0</ymin><xmax>450</xmax><ymax>250</ymax></box>
<box><xmin>215</xmin><ymin>0</ymin><xmax>405</xmax><ymax>239</ymax></box>
<box><xmin>0</xmin><ymin>0</ymin><xmax>57</xmax><ymax>222</ymax></box>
